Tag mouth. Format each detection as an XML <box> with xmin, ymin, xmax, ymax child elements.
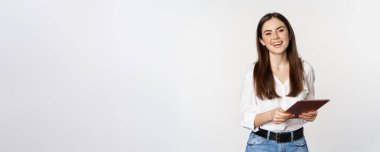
<box><xmin>271</xmin><ymin>41</ymin><xmax>283</xmax><ymax>48</ymax></box>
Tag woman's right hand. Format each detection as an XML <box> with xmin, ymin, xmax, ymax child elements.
<box><xmin>270</xmin><ymin>108</ymin><xmax>294</xmax><ymax>124</ymax></box>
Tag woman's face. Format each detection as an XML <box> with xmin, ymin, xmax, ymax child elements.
<box><xmin>259</xmin><ymin>17</ymin><xmax>290</xmax><ymax>55</ymax></box>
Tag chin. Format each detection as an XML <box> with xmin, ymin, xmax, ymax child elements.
<box><xmin>269</xmin><ymin>48</ymin><xmax>286</xmax><ymax>54</ymax></box>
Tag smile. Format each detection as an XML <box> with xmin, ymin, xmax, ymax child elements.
<box><xmin>271</xmin><ymin>41</ymin><xmax>283</xmax><ymax>48</ymax></box>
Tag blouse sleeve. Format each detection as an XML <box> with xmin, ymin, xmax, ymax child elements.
<box><xmin>304</xmin><ymin>61</ymin><xmax>315</xmax><ymax>100</ymax></box>
<box><xmin>239</xmin><ymin>65</ymin><xmax>259</xmax><ymax>131</ymax></box>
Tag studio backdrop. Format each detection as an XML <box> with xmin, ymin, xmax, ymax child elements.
<box><xmin>1</xmin><ymin>0</ymin><xmax>379</xmax><ymax>152</ymax></box>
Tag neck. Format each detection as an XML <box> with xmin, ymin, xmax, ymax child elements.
<box><xmin>269</xmin><ymin>53</ymin><xmax>288</xmax><ymax>70</ymax></box>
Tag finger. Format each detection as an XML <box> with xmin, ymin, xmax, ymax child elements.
<box><xmin>273</xmin><ymin>119</ymin><xmax>286</xmax><ymax>124</ymax></box>
<box><xmin>276</xmin><ymin>114</ymin><xmax>291</xmax><ymax>120</ymax></box>
<box><xmin>306</xmin><ymin>118</ymin><xmax>315</xmax><ymax>122</ymax></box>
<box><xmin>306</xmin><ymin>114</ymin><xmax>317</xmax><ymax>118</ymax></box>
<box><xmin>274</xmin><ymin>114</ymin><xmax>293</xmax><ymax>122</ymax></box>
<box><xmin>299</xmin><ymin>115</ymin><xmax>311</xmax><ymax>120</ymax></box>
<box><xmin>279</xmin><ymin>112</ymin><xmax>293</xmax><ymax>117</ymax></box>
<box><xmin>300</xmin><ymin>114</ymin><xmax>311</xmax><ymax>118</ymax></box>
<box><xmin>300</xmin><ymin>113</ymin><xmax>316</xmax><ymax>117</ymax></box>
<box><xmin>299</xmin><ymin>115</ymin><xmax>315</xmax><ymax>122</ymax></box>
<box><xmin>308</xmin><ymin>111</ymin><xmax>318</xmax><ymax>114</ymax></box>
<box><xmin>298</xmin><ymin>115</ymin><xmax>306</xmax><ymax>119</ymax></box>
<box><xmin>305</xmin><ymin>111</ymin><xmax>318</xmax><ymax>116</ymax></box>
<box><xmin>277</xmin><ymin>111</ymin><xmax>295</xmax><ymax>119</ymax></box>
<box><xmin>284</xmin><ymin>114</ymin><xmax>295</xmax><ymax>119</ymax></box>
<box><xmin>273</xmin><ymin>116</ymin><xmax>286</xmax><ymax>122</ymax></box>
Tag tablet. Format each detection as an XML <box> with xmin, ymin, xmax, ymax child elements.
<box><xmin>285</xmin><ymin>99</ymin><xmax>329</xmax><ymax>117</ymax></box>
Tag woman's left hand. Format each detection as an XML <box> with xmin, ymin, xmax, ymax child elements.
<box><xmin>299</xmin><ymin>111</ymin><xmax>318</xmax><ymax>122</ymax></box>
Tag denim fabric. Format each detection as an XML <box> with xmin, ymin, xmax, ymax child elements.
<box><xmin>245</xmin><ymin>131</ymin><xmax>308</xmax><ymax>152</ymax></box>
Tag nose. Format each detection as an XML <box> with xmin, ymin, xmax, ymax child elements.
<box><xmin>272</xmin><ymin>32</ymin><xmax>279</xmax><ymax>39</ymax></box>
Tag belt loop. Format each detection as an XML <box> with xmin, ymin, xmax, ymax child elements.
<box><xmin>291</xmin><ymin>131</ymin><xmax>294</xmax><ymax>142</ymax></box>
<box><xmin>266</xmin><ymin>130</ymin><xmax>270</xmax><ymax>140</ymax></box>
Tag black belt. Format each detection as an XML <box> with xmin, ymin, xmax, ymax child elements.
<box><xmin>254</xmin><ymin>127</ymin><xmax>304</xmax><ymax>143</ymax></box>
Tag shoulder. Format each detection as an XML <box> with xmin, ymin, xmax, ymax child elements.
<box><xmin>244</xmin><ymin>62</ymin><xmax>256</xmax><ymax>78</ymax></box>
<box><xmin>249</xmin><ymin>62</ymin><xmax>257</xmax><ymax>70</ymax></box>
<box><xmin>301</xmin><ymin>59</ymin><xmax>314</xmax><ymax>74</ymax></box>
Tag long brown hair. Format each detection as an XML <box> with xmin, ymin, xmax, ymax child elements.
<box><xmin>254</xmin><ymin>12</ymin><xmax>304</xmax><ymax>100</ymax></box>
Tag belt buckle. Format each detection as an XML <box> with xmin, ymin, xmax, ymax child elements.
<box><xmin>275</xmin><ymin>132</ymin><xmax>287</xmax><ymax>143</ymax></box>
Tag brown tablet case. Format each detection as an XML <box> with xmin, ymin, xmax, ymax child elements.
<box><xmin>285</xmin><ymin>99</ymin><xmax>329</xmax><ymax>117</ymax></box>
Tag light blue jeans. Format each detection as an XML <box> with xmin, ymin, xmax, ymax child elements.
<box><xmin>245</xmin><ymin>131</ymin><xmax>309</xmax><ymax>152</ymax></box>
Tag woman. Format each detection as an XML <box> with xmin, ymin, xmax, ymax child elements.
<box><xmin>240</xmin><ymin>12</ymin><xmax>317</xmax><ymax>152</ymax></box>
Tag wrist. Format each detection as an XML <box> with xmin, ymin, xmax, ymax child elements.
<box><xmin>267</xmin><ymin>110</ymin><xmax>274</xmax><ymax>122</ymax></box>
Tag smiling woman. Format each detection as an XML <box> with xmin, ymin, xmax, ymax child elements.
<box><xmin>240</xmin><ymin>12</ymin><xmax>317</xmax><ymax>152</ymax></box>
<box><xmin>259</xmin><ymin>19</ymin><xmax>290</xmax><ymax>55</ymax></box>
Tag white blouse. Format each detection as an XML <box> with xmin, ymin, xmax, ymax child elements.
<box><xmin>240</xmin><ymin>60</ymin><xmax>315</xmax><ymax>132</ymax></box>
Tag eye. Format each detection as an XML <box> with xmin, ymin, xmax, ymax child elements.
<box><xmin>265</xmin><ymin>32</ymin><xmax>271</xmax><ymax>36</ymax></box>
<box><xmin>278</xmin><ymin>28</ymin><xmax>285</xmax><ymax>32</ymax></box>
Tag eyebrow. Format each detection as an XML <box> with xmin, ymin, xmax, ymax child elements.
<box><xmin>263</xmin><ymin>26</ymin><xmax>286</xmax><ymax>33</ymax></box>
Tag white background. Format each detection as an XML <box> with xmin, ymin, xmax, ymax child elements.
<box><xmin>1</xmin><ymin>0</ymin><xmax>379</xmax><ymax>152</ymax></box>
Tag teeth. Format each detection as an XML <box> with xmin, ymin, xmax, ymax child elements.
<box><xmin>272</xmin><ymin>42</ymin><xmax>282</xmax><ymax>45</ymax></box>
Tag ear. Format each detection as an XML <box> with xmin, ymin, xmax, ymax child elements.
<box><xmin>259</xmin><ymin>38</ymin><xmax>266</xmax><ymax>46</ymax></box>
